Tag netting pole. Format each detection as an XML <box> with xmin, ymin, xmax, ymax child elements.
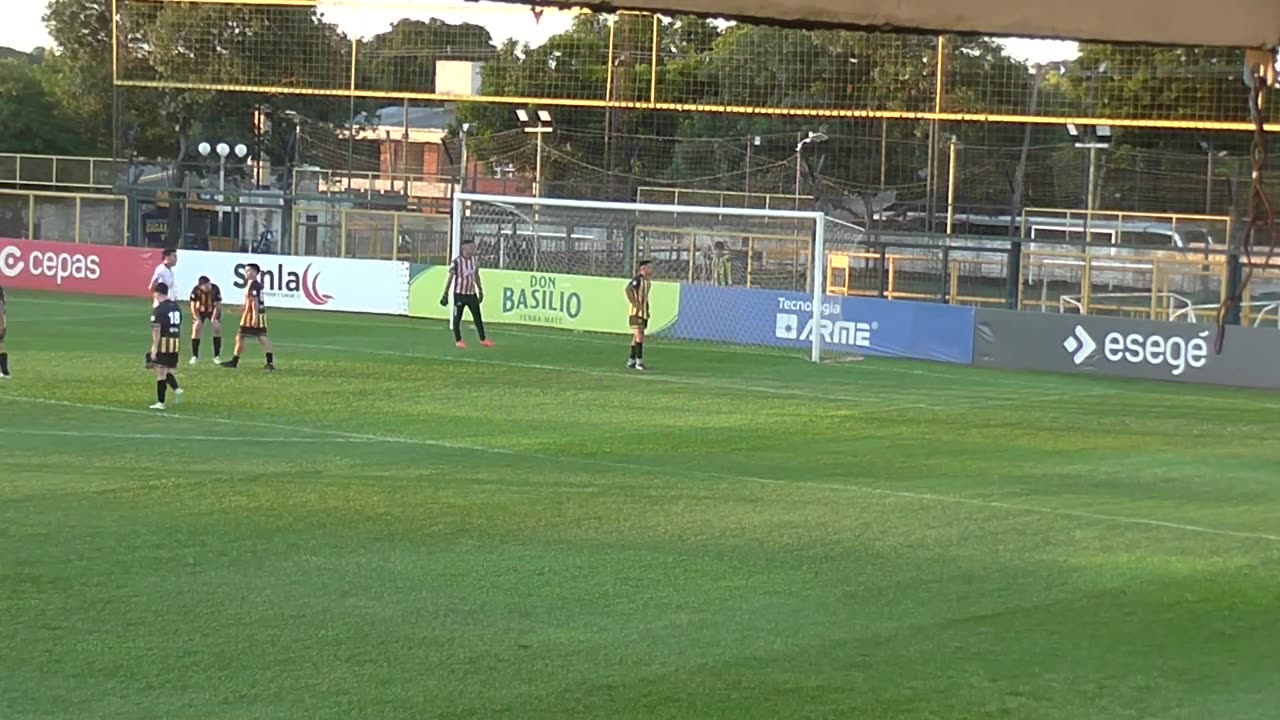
<box><xmin>449</xmin><ymin>190</ymin><xmax>464</xmax><ymax>333</ymax></box>
<box><xmin>811</xmin><ymin>215</ymin><xmax>826</xmax><ymax>363</ymax></box>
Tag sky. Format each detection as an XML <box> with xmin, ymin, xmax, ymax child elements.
<box><xmin>1</xmin><ymin>0</ymin><xmax>1081</xmax><ymax>65</ymax></box>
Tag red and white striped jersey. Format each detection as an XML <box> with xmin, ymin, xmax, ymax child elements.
<box><xmin>449</xmin><ymin>255</ymin><xmax>480</xmax><ymax>295</ymax></box>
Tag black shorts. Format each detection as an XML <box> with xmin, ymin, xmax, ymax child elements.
<box><xmin>197</xmin><ymin>311</ymin><xmax>219</xmax><ymax>323</ymax></box>
<box><xmin>153</xmin><ymin>352</ymin><xmax>180</xmax><ymax>369</ymax></box>
<box><xmin>629</xmin><ymin>315</ymin><xmax>648</xmax><ymax>330</ymax></box>
<box><xmin>0</xmin><ymin>328</ymin><xmax>6</xmax><ymax>343</ymax></box>
<box><xmin>239</xmin><ymin>325</ymin><xmax>268</xmax><ymax>338</ymax></box>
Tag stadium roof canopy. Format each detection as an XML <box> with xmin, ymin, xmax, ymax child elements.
<box><xmin>549</xmin><ymin>0</ymin><xmax>1280</xmax><ymax>49</ymax></box>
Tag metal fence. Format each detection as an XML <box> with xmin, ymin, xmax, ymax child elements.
<box><xmin>0</xmin><ymin>154</ymin><xmax>123</xmax><ymax>191</ymax></box>
<box><xmin>0</xmin><ymin>190</ymin><xmax>129</xmax><ymax>245</ymax></box>
<box><xmin>291</xmin><ymin>205</ymin><xmax>450</xmax><ymax>263</ymax></box>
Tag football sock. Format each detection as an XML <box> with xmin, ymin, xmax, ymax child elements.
<box><xmin>636</xmin><ymin>343</ymin><xmax>644</xmax><ymax>360</ymax></box>
<box><xmin>192</xmin><ymin>338</ymin><xmax>201</xmax><ymax>357</ymax></box>
<box><xmin>156</xmin><ymin>380</ymin><xmax>167</xmax><ymax>403</ymax></box>
<box><xmin>629</xmin><ymin>344</ymin><xmax>638</xmax><ymax>360</ymax></box>
<box><xmin>0</xmin><ymin>352</ymin><xmax>8</xmax><ymax>375</ymax></box>
<box><xmin>213</xmin><ymin>337</ymin><xmax>223</xmax><ymax>357</ymax></box>
<box><xmin>265</xmin><ymin>352</ymin><xmax>274</xmax><ymax>365</ymax></box>
<box><xmin>165</xmin><ymin>373</ymin><xmax>179</xmax><ymax>390</ymax></box>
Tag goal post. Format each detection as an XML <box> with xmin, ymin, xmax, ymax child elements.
<box><xmin>448</xmin><ymin>192</ymin><xmax>834</xmax><ymax>362</ymax></box>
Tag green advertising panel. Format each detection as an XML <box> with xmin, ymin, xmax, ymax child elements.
<box><xmin>409</xmin><ymin>267</ymin><xmax>680</xmax><ymax>335</ymax></box>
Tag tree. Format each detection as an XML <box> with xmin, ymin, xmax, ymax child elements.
<box><xmin>0</xmin><ymin>59</ymin><xmax>82</xmax><ymax>154</ymax></box>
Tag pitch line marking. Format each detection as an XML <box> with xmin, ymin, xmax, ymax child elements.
<box><xmin>285</xmin><ymin>341</ymin><xmax>1114</xmax><ymax>412</ymax></box>
<box><xmin>4</xmin><ymin>394</ymin><xmax>1277</xmax><ymax>544</ymax></box>
<box><xmin>0</xmin><ymin>428</ymin><xmax>381</xmax><ymax>443</ymax></box>
<box><xmin>16</xmin><ymin>293</ymin><xmax>1280</xmax><ymax>411</ymax></box>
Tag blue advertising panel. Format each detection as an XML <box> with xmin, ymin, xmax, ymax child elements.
<box><xmin>664</xmin><ymin>284</ymin><xmax>975</xmax><ymax>365</ymax></box>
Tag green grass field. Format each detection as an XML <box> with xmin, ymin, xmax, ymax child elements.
<box><xmin>2</xmin><ymin>289</ymin><xmax>1279</xmax><ymax>720</ymax></box>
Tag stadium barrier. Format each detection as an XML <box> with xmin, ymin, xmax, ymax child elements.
<box><xmin>0</xmin><ymin>238</ymin><xmax>159</xmax><ymax>297</ymax></box>
<box><xmin>407</xmin><ymin>264</ymin><xmax>681</xmax><ymax>334</ymax></box>
<box><xmin>667</xmin><ymin>284</ymin><xmax>976</xmax><ymax>364</ymax></box>
<box><xmin>974</xmin><ymin>309</ymin><xmax>1280</xmax><ymax>390</ymax></box>
<box><xmin>179</xmin><ymin>250</ymin><xmax>410</xmax><ymax>316</ymax></box>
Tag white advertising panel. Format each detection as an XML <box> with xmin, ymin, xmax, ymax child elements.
<box><xmin>179</xmin><ymin>251</ymin><xmax>410</xmax><ymax>315</ymax></box>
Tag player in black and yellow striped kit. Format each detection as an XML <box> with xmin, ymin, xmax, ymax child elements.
<box><xmin>0</xmin><ymin>283</ymin><xmax>10</xmax><ymax>379</ymax></box>
<box><xmin>625</xmin><ymin>260</ymin><xmax>654</xmax><ymax>371</ymax></box>
<box><xmin>188</xmin><ymin>275</ymin><xmax>223</xmax><ymax>364</ymax></box>
<box><xmin>221</xmin><ymin>263</ymin><xmax>275</xmax><ymax>371</ymax></box>
<box><xmin>148</xmin><ymin>282</ymin><xmax>184</xmax><ymax>410</ymax></box>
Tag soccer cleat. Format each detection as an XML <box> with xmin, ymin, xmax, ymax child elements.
<box><xmin>189</xmin><ymin>356</ymin><xmax>199</xmax><ymax>365</ymax></box>
<box><xmin>173</xmin><ymin>388</ymin><xmax>185</xmax><ymax>403</ymax></box>
<box><xmin>220</xmin><ymin>360</ymin><xmax>239</xmax><ymax>369</ymax></box>
<box><xmin>149</xmin><ymin>402</ymin><xmax>166</xmax><ymax>411</ymax></box>
<box><xmin>480</xmin><ymin>340</ymin><xmax>495</xmax><ymax>348</ymax></box>
<box><xmin>455</xmin><ymin>341</ymin><xmax>467</xmax><ymax>349</ymax></box>
<box><xmin>264</xmin><ymin>363</ymin><xmax>276</xmax><ymax>372</ymax></box>
<box><xmin>626</xmin><ymin>359</ymin><xmax>637</xmax><ymax>369</ymax></box>
<box><xmin>0</xmin><ymin>373</ymin><xmax>9</xmax><ymax>380</ymax></box>
<box><xmin>214</xmin><ymin>356</ymin><xmax>222</xmax><ymax>364</ymax></box>
<box><xmin>634</xmin><ymin>361</ymin><xmax>646</xmax><ymax>372</ymax></box>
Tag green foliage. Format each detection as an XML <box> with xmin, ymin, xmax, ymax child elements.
<box><xmin>0</xmin><ymin>59</ymin><xmax>85</xmax><ymax>154</ymax></box>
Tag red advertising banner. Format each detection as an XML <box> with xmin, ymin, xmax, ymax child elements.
<box><xmin>0</xmin><ymin>239</ymin><xmax>159</xmax><ymax>297</ymax></box>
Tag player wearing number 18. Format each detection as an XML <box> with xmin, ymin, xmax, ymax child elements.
<box><xmin>148</xmin><ymin>282</ymin><xmax>184</xmax><ymax>410</ymax></box>
<box><xmin>625</xmin><ymin>260</ymin><xmax>654</xmax><ymax>371</ymax></box>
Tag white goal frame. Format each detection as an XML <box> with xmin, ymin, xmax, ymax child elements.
<box><xmin>451</xmin><ymin>192</ymin><xmax>829</xmax><ymax>362</ymax></box>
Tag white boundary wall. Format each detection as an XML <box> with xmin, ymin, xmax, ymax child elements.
<box><xmin>178</xmin><ymin>250</ymin><xmax>410</xmax><ymax>315</ymax></box>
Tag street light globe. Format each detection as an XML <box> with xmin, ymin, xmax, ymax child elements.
<box><xmin>234</xmin><ymin>144</ymin><xmax>249</xmax><ymax>159</ymax></box>
<box><xmin>216</xmin><ymin>142</ymin><xmax>231</xmax><ymax>158</ymax></box>
<box><xmin>197</xmin><ymin>142</ymin><xmax>212</xmax><ymax>157</ymax></box>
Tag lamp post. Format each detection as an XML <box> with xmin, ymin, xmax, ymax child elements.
<box><xmin>198</xmin><ymin>141</ymin><xmax>248</xmax><ymax>242</ymax></box>
<box><xmin>745</xmin><ymin>135</ymin><xmax>761</xmax><ymax>195</ymax></box>
<box><xmin>1065</xmin><ymin>123</ymin><xmax>1112</xmax><ymax>243</ymax></box>
<box><xmin>794</xmin><ymin>131</ymin><xmax>829</xmax><ymax>208</ymax></box>
<box><xmin>1198</xmin><ymin>139</ymin><xmax>1229</xmax><ymax>215</ymax></box>
<box><xmin>516</xmin><ymin>109</ymin><xmax>554</xmax><ymax>198</ymax></box>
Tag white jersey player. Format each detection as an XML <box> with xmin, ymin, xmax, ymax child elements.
<box><xmin>150</xmin><ymin>248</ymin><xmax>177</xmax><ymax>308</ymax></box>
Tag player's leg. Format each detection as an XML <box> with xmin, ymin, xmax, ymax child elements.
<box><xmin>0</xmin><ymin>332</ymin><xmax>9</xmax><ymax>378</ymax></box>
<box><xmin>190</xmin><ymin>316</ymin><xmax>203</xmax><ymax>364</ymax></box>
<box><xmin>259</xmin><ymin>334</ymin><xmax>275</xmax><ymax>371</ymax></box>
<box><xmin>467</xmin><ymin>297</ymin><xmax>492</xmax><ymax>346</ymax></box>
<box><xmin>151</xmin><ymin>364</ymin><xmax>170</xmax><ymax>409</ymax></box>
<box><xmin>452</xmin><ymin>297</ymin><xmax>467</xmax><ymax>347</ymax></box>
<box><xmin>211</xmin><ymin>316</ymin><xmax>223</xmax><ymax>361</ymax></box>
<box><xmin>631</xmin><ymin>322</ymin><xmax>647</xmax><ymax>371</ymax></box>
<box><xmin>221</xmin><ymin>330</ymin><xmax>247</xmax><ymax>368</ymax></box>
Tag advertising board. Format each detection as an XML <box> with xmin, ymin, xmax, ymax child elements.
<box><xmin>408</xmin><ymin>266</ymin><xmax>681</xmax><ymax>334</ymax></box>
<box><xmin>666</xmin><ymin>284</ymin><xmax>975</xmax><ymax>364</ymax></box>
<box><xmin>974</xmin><ymin>308</ymin><xmax>1280</xmax><ymax>389</ymax></box>
<box><xmin>0</xmin><ymin>238</ymin><xmax>159</xmax><ymax>297</ymax></box>
<box><xmin>179</xmin><ymin>251</ymin><xmax>410</xmax><ymax>315</ymax></box>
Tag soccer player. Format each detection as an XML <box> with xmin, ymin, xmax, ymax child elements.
<box><xmin>626</xmin><ymin>260</ymin><xmax>654</xmax><ymax>371</ymax></box>
<box><xmin>148</xmin><ymin>282</ymin><xmax>184</xmax><ymax>410</ymax></box>
<box><xmin>711</xmin><ymin>241</ymin><xmax>733</xmax><ymax>286</ymax></box>
<box><xmin>188</xmin><ymin>275</ymin><xmax>223</xmax><ymax>364</ymax></box>
<box><xmin>221</xmin><ymin>263</ymin><xmax>275</xmax><ymax>371</ymax></box>
<box><xmin>0</xmin><ymin>282</ymin><xmax>9</xmax><ymax>379</ymax></box>
<box><xmin>149</xmin><ymin>248</ymin><xmax>178</xmax><ymax>307</ymax></box>
<box><xmin>440</xmin><ymin>239</ymin><xmax>493</xmax><ymax>349</ymax></box>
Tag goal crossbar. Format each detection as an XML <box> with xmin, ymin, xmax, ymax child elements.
<box><xmin>451</xmin><ymin>192</ymin><xmax>830</xmax><ymax>362</ymax></box>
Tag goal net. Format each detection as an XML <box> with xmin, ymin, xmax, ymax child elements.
<box><xmin>446</xmin><ymin>192</ymin><xmax>860</xmax><ymax>363</ymax></box>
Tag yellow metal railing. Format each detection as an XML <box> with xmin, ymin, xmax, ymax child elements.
<box><xmin>1019</xmin><ymin>250</ymin><xmax>1228</xmax><ymax>320</ymax></box>
<box><xmin>0</xmin><ymin>154</ymin><xmax>121</xmax><ymax>191</ymax></box>
<box><xmin>1020</xmin><ymin>207</ymin><xmax>1233</xmax><ymax>248</ymax></box>
<box><xmin>0</xmin><ymin>189</ymin><xmax>129</xmax><ymax>245</ymax></box>
<box><xmin>291</xmin><ymin>206</ymin><xmax>450</xmax><ymax>262</ymax></box>
<box><xmin>636</xmin><ymin>187</ymin><xmax>811</xmax><ymax>213</ymax></box>
<box><xmin>636</xmin><ymin>225</ymin><xmax>811</xmax><ymax>290</ymax></box>
<box><xmin>297</xmin><ymin>168</ymin><xmax>453</xmax><ymax>207</ymax></box>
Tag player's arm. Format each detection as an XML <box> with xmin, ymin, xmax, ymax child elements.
<box><xmin>149</xmin><ymin>310</ymin><xmax>162</xmax><ymax>357</ymax></box>
<box><xmin>625</xmin><ymin>278</ymin><xmax>640</xmax><ymax>310</ymax></box>
<box><xmin>440</xmin><ymin>261</ymin><xmax>456</xmax><ymax>306</ymax></box>
<box><xmin>474</xmin><ymin>266</ymin><xmax>484</xmax><ymax>300</ymax></box>
<box><xmin>212</xmin><ymin>287</ymin><xmax>223</xmax><ymax>317</ymax></box>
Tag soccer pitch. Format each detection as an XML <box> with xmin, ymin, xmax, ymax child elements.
<box><xmin>2</xmin><ymin>290</ymin><xmax>1279</xmax><ymax>720</ymax></box>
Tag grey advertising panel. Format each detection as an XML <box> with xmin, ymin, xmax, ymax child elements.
<box><xmin>974</xmin><ymin>309</ymin><xmax>1280</xmax><ymax>390</ymax></box>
